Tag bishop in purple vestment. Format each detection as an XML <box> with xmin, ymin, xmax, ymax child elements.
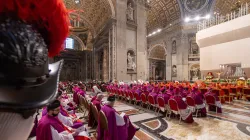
<box><xmin>204</xmin><ymin>88</ymin><xmax>222</xmax><ymax>113</ymax></box>
<box><xmin>188</xmin><ymin>89</ymin><xmax>207</xmax><ymax>117</ymax></box>
<box><xmin>88</xmin><ymin>94</ymin><xmax>104</xmax><ymax>127</ymax></box>
<box><xmin>37</xmin><ymin>100</ymin><xmax>90</xmax><ymax>140</ymax></box>
<box><xmin>170</xmin><ymin>88</ymin><xmax>194</xmax><ymax>123</ymax></box>
<box><xmin>97</xmin><ymin>94</ymin><xmax>139</xmax><ymax>140</ymax></box>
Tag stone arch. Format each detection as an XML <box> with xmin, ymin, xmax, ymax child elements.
<box><xmin>148</xmin><ymin>44</ymin><xmax>167</xmax><ymax>60</ymax></box>
<box><xmin>69</xmin><ymin>34</ymin><xmax>86</xmax><ymax>50</ymax></box>
<box><xmin>70</xmin><ymin>13</ymin><xmax>96</xmax><ymax>37</ymax></box>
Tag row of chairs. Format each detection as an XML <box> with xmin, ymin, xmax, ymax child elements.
<box><xmin>200</xmin><ymin>88</ymin><xmax>250</xmax><ymax>103</ymax></box>
<box><xmin>77</xmin><ymin>94</ymin><xmax>108</xmax><ymax>137</ymax></box>
<box><xmin>106</xmin><ymin>88</ymin><xmax>176</xmax><ymax>117</ymax></box>
<box><xmin>106</xmin><ymin>88</ymin><xmax>221</xmax><ymax>123</ymax></box>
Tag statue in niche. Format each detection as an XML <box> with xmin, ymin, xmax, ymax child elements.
<box><xmin>172</xmin><ymin>40</ymin><xmax>177</xmax><ymax>54</ymax></box>
<box><xmin>126</xmin><ymin>3</ymin><xmax>134</xmax><ymax>21</ymax></box>
<box><xmin>190</xmin><ymin>38</ymin><xmax>199</xmax><ymax>54</ymax></box>
<box><xmin>127</xmin><ymin>52</ymin><xmax>136</xmax><ymax>71</ymax></box>
<box><xmin>172</xmin><ymin>65</ymin><xmax>177</xmax><ymax>77</ymax></box>
<box><xmin>190</xmin><ymin>64</ymin><xmax>201</xmax><ymax>81</ymax></box>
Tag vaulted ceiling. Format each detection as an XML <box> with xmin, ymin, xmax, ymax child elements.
<box><xmin>64</xmin><ymin>0</ymin><xmax>113</xmax><ymax>37</ymax></box>
<box><xmin>147</xmin><ymin>0</ymin><xmax>181</xmax><ymax>33</ymax></box>
<box><xmin>63</xmin><ymin>0</ymin><xmax>250</xmax><ymax>36</ymax></box>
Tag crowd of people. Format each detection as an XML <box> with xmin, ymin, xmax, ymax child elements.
<box><xmin>30</xmin><ymin>81</ymin><xmax>139</xmax><ymax>140</ymax></box>
<box><xmin>106</xmin><ymin>81</ymin><xmax>234</xmax><ymax>123</ymax></box>
<box><xmin>33</xmin><ymin>80</ymin><xmax>247</xmax><ymax>140</ymax></box>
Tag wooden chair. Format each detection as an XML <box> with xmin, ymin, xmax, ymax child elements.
<box><xmin>125</xmin><ymin>90</ymin><xmax>130</xmax><ymax>101</ymax></box>
<box><xmin>99</xmin><ymin>111</ymin><xmax>108</xmax><ymax>130</ymax></box>
<box><xmin>200</xmin><ymin>88</ymin><xmax>208</xmax><ymax>95</ymax></box>
<box><xmin>168</xmin><ymin>99</ymin><xmax>181</xmax><ymax>124</ymax></box>
<box><xmin>243</xmin><ymin>88</ymin><xmax>250</xmax><ymax>101</ymax></box>
<box><xmin>230</xmin><ymin>88</ymin><xmax>238</xmax><ymax>99</ymax></box>
<box><xmin>186</xmin><ymin>96</ymin><xmax>199</xmax><ymax>117</ymax></box>
<box><xmin>79</xmin><ymin>95</ymin><xmax>85</xmax><ymax>113</ymax></box>
<box><xmin>91</xmin><ymin>103</ymin><xmax>99</xmax><ymax>127</ymax></box>
<box><xmin>128</xmin><ymin>91</ymin><xmax>135</xmax><ymax>104</ymax></box>
<box><xmin>140</xmin><ymin>93</ymin><xmax>148</xmax><ymax>109</ymax></box>
<box><xmin>133</xmin><ymin>92</ymin><xmax>141</xmax><ymax>105</ymax></box>
<box><xmin>157</xmin><ymin>97</ymin><xmax>168</xmax><ymax>116</ymax></box>
<box><xmin>147</xmin><ymin>95</ymin><xmax>157</xmax><ymax>112</ymax></box>
<box><xmin>205</xmin><ymin>95</ymin><xmax>218</xmax><ymax>113</ymax></box>
<box><xmin>83</xmin><ymin>97</ymin><xmax>90</xmax><ymax>116</ymax></box>
<box><xmin>221</xmin><ymin>88</ymin><xmax>232</xmax><ymax>103</ymax></box>
<box><xmin>96</xmin><ymin>111</ymin><xmax>108</xmax><ymax>139</ymax></box>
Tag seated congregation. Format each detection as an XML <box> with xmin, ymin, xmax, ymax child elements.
<box><xmin>31</xmin><ymin>81</ymin><xmax>139</xmax><ymax>140</ymax></box>
<box><xmin>31</xmin><ymin>80</ymin><xmax>250</xmax><ymax>140</ymax></box>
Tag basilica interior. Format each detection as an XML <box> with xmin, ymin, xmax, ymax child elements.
<box><xmin>29</xmin><ymin>0</ymin><xmax>250</xmax><ymax>140</ymax></box>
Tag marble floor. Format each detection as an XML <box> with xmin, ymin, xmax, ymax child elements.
<box><xmin>83</xmin><ymin>92</ymin><xmax>250</xmax><ymax>140</ymax></box>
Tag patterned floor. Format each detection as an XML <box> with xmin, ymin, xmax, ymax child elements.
<box><xmin>85</xmin><ymin>92</ymin><xmax>250</xmax><ymax>140</ymax></box>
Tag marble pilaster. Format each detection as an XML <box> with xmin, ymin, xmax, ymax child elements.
<box><xmin>115</xmin><ymin>0</ymin><xmax>127</xmax><ymax>80</ymax></box>
<box><xmin>136</xmin><ymin>2</ymin><xmax>147</xmax><ymax>81</ymax></box>
<box><xmin>103</xmin><ymin>46</ymin><xmax>109</xmax><ymax>82</ymax></box>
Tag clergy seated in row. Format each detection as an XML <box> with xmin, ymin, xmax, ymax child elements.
<box><xmin>73</xmin><ymin>85</ymin><xmax>86</xmax><ymax>105</ymax></box>
<box><xmin>205</xmin><ymin>88</ymin><xmax>223</xmax><ymax>113</ymax></box>
<box><xmin>91</xmin><ymin>85</ymin><xmax>103</xmax><ymax>102</ymax></box>
<box><xmin>187</xmin><ymin>87</ymin><xmax>207</xmax><ymax>117</ymax></box>
<box><xmin>170</xmin><ymin>88</ymin><xmax>194</xmax><ymax>123</ymax></box>
<box><xmin>59</xmin><ymin>92</ymin><xmax>77</xmax><ymax>113</ymax></box>
<box><xmin>37</xmin><ymin>100</ymin><xmax>90</xmax><ymax>140</ymax></box>
<box><xmin>88</xmin><ymin>94</ymin><xmax>104</xmax><ymax>127</ymax></box>
<box><xmin>97</xmin><ymin>94</ymin><xmax>140</xmax><ymax>140</ymax></box>
<box><xmin>42</xmin><ymin>100</ymin><xmax>84</xmax><ymax>129</ymax></box>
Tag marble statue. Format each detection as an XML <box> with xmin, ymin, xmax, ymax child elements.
<box><xmin>172</xmin><ymin>65</ymin><xmax>177</xmax><ymax>77</ymax></box>
<box><xmin>127</xmin><ymin>52</ymin><xmax>136</xmax><ymax>71</ymax></box>
<box><xmin>127</xmin><ymin>3</ymin><xmax>134</xmax><ymax>21</ymax></box>
<box><xmin>190</xmin><ymin>65</ymin><xmax>201</xmax><ymax>81</ymax></box>
<box><xmin>190</xmin><ymin>40</ymin><xmax>199</xmax><ymax>54</ymax></box>
<box><xmin>172</xmin><ymin>40</ymin><xmax>176</xmax><ymax>54</ymax></box>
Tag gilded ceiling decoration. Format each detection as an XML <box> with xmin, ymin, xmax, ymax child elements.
<box><xmin>147</xmin><ymin>0</ymin><xmax>181</xmax><ymax>33</ymax></box>
<box><xmin>149</xmin><ymin>45</ymin><xmax>166</xmax><ymax>60</ymax></box>
<box><xmin>64</xmin><ymin>0</ymin><xmax>112</xmax><ymax>36</ymax></box>
<box><xmin>214</xmin><ymin>0</ymin><xmax>250</xmax><ymax>15</ymax></box>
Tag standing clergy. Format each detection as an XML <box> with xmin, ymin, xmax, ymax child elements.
<box><xmin>97</xmin><ymin>94</ymin><xmax>139</xmax><ymax>140</ymax></box>
<box><xmin>37</xmin><ymin>100</ymin><xmax>90</xmax><ymax>140</ymax></box>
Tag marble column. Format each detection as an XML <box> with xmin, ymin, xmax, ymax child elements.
<box><xmin>115</xmin><ymin>0</ymin><xmax>127</xmax><ymax>80</ymax></box>
<box><xmin>136</xmin><ymin>2</ymin><xmax>147</xmax><ymax>81</ymax></box>
<box><xmin>152</xmin><ymin>65</ymin><xmax>156</xmax><ymax>80</ymax></box>
<box><xmin>94</xmin><ymin>52</ymin><xmax>99</xmax><ymax>80</ymax></box>
<box><xmin>180</xmin><ymin>33</ymin><xmax>189</xmax><ymax>81</ymax></box>
<box><xmin>165</xmin><ymin>40</ymin><xmax>172</xmax><ymax>81</ymax></box>
<box><xmin>103</xmin><ymin>46</ymin><xmax>109</xmax><ymax>82</ymax></box>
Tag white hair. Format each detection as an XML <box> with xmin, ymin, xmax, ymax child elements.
<box><xmin>93</xmin><ymin>85</ymin><xmax>102</xmax><ymax>94</ymax></box>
